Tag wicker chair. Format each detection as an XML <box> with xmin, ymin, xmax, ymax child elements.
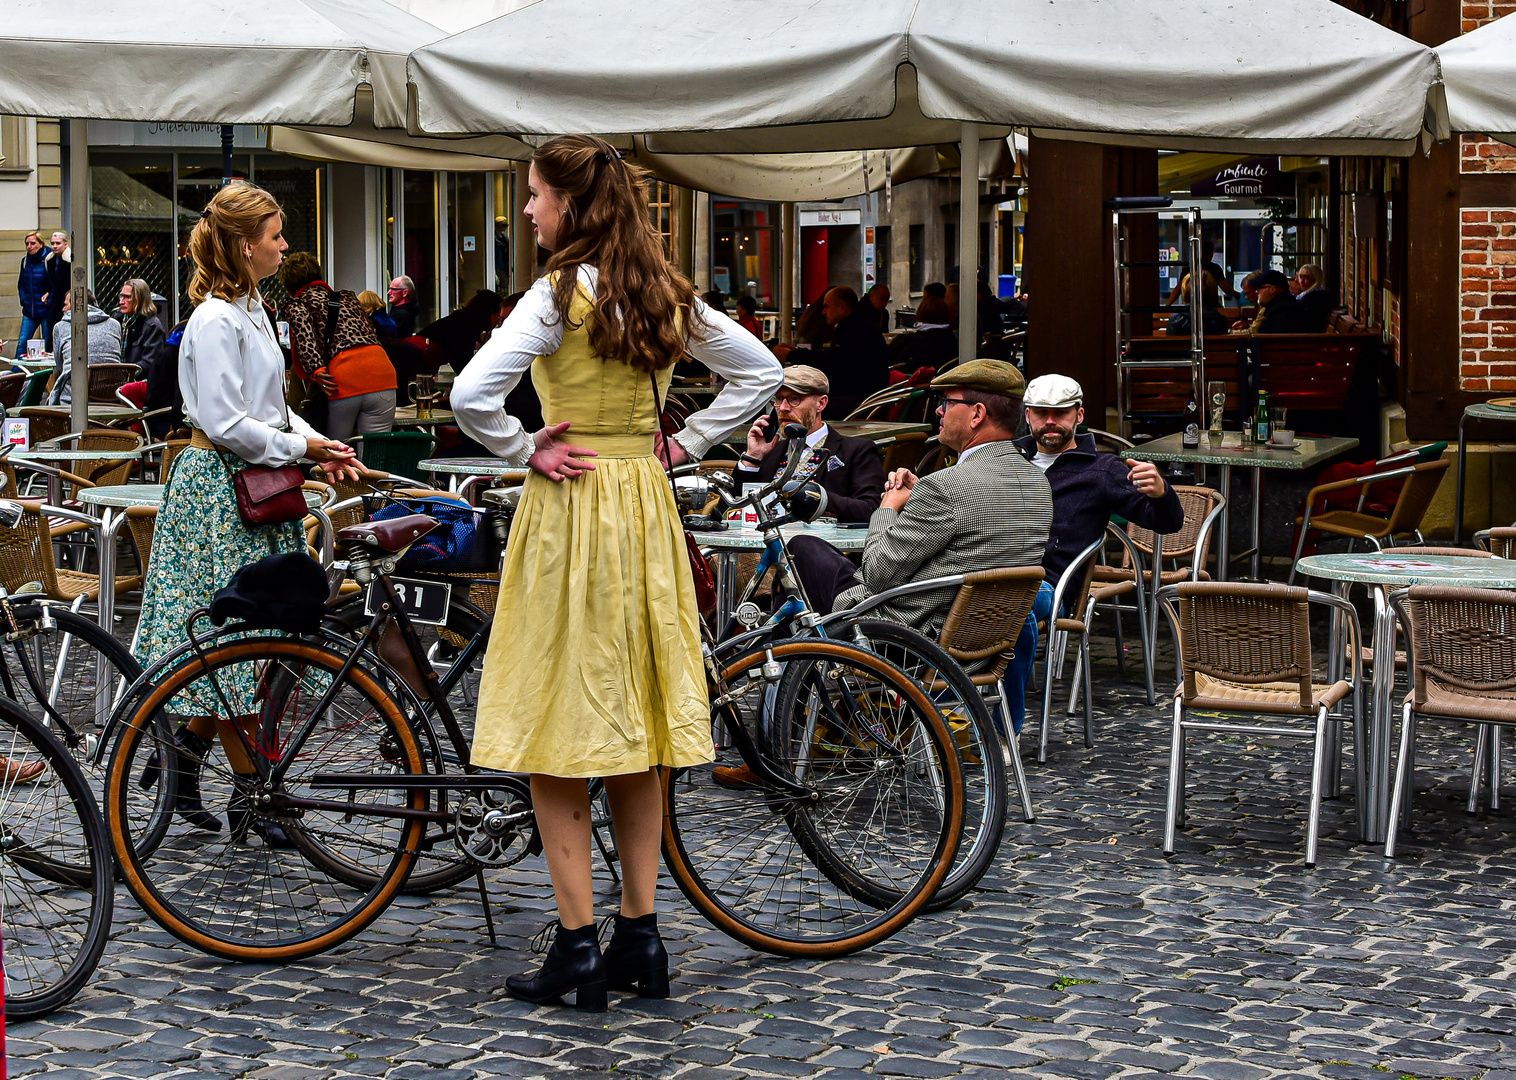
<box><xmin>18</xmin><ymin>407</ymin><xmax>70</xmax><ymax>447</ymax></box>
<box><xmin>87</xmin><ymin>363</ymin><xmax>138</xmax><ymax>404</ymax></box>
<box><xmin>1289</xmin><ymin>459</ymin><xmax>1451</xmax><ymax>583</ymax></box>
<box><xmin>877</xmin><ymin>431</ymin><xmax>929</xmax><ymax>474</ymax></box>
<box><xmin>0</xmin><ymin>371</ymin><xmax>25</xmax><ymax>409</ymax></box>
<box><xmin>1474</xmin><ymin>526</ymin><xmax>1516</xmax><ymax>558</ymax></box>
<box><xmin>1158</xmin><ymin>581</ymin><xmax>1363</xmax><ymax>866</ymax></box>
<box><xmin>48</xmin><ymin>428</ymin><xmax>144</xmax><ymax>488</ymax></box>
<box><xmin>0</xmin><ymin>499</ymin><xmax>141</xmax><ymax>606</ymax></box>
<box><xmin>1089</xmin><ymin>485</ymin><xmax>1225</xmax><ymax>697</ymax></box>
<box><xmin>1385</xmin><ymin>586</ymin><xmax>1516</xmax><ymax>857</ymax></box>
<box><xmin>821</xmin><ymin>566</ymin><xmax>1046</xmax><ymax>822</ymax></box>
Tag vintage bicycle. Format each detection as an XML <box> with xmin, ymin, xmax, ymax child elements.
<box><xmin>101</xmin><ymin>434</ymin><xmax>965</xmax><ymax>963</ymax></box>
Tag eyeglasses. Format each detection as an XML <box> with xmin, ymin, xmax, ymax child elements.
<box><xmin>939</xmin><ymin>396</ymin><xmax>974</xmax><ymax>410</ymax></box>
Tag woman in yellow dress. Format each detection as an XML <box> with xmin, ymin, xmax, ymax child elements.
<box><xmin>450</xmin><ymin>135</ymin><xmax>781</xmax><ymax>1011</ymax></box>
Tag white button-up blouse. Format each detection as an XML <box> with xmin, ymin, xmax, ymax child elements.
<box><xmin>180</xmin><ymin>294</ymin><xmax>321</xmax><ymax>466</ymax></box>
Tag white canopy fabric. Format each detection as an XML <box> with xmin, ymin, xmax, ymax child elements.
<box><xmin>0</xmin><ymin>0</ymin><xmax>442</xmax><ymax>126</ymax></box>
<box><xmin>1438</xmin><ymin>14</ymin><xmax>1516</xmax><ymax>145</ymax></box>
<box><xmin>409</xmin><ymin>0</ymin><xmax>1445</xmax><ymax>155</ymax></box>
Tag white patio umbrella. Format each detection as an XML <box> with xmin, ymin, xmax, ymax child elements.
<box><xmin>0</xmin><ymin>0</ymin><xmax>445</xmax><ymax>429</ymax></box>
<box><xmin>1438</xmin><ymin>13</ymin><xmax>1516</xmax><ymax>145</ymax></box>
<box><xmin>409</xmin><ymin>0</ymin><xmax>1446</xmax><ymax>363</ymax></box>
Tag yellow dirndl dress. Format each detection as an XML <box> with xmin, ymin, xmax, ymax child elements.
<box><xmin>470</xmin><ymin>294</ymin><xmax>713</xmax><ymax>778</ymax></box>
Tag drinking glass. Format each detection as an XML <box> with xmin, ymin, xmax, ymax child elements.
<box><xmin>1206</xmin><ymin>381</ymin><xmax>1226</xmax><ymax>436</ymax></box>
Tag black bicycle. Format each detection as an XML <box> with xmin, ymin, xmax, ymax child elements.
<box><xmin>102</xmin><ymin>437</ymin><xmax>964</xmax><ymax>961</ymax></box>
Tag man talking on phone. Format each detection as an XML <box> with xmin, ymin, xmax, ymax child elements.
<box><xmin>736</xmin><ymin>365</ymin><xmax>885</xmax><ymax>523</ymax></box>
<box><xmin>1003</xmin><ymin>375</ymin><xmax>1185</xmax><ymax>734</ymax></box>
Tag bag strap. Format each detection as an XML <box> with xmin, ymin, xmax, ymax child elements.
<box><xmin>649</xmin><ymin>372</ymin><xmax>683</xmax><ymax>508</ymax></box>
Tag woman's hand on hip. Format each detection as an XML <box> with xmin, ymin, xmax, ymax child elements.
<box><xmin>654</xmin><ymin>431</ymin><xmax>691</xmax><ymax>468</ymax></box>
<box><xmin>529</xmin><ymin>421</ymin><xmax>597</xmax><ymax>483</ymax></box>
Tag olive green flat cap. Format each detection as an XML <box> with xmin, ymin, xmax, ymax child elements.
<box><xmin>929</xmin><ymin>359</ymin><xmax>1026</xmax><ymax>398</ymax></box>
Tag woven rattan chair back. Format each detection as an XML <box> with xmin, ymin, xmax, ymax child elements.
<box><xmin>87</xmin><ymin>363</ymin><xmax>138</xmax><ymax>403</ymax></box>
<box><xmin>1125</xmin><ymin>485</ymin><xmax>1220</xmax><ymax>566</ymax></box>
<box><xmin>1486</xmin><ymin>527</ymin><xmax>1516</xmax><ymax>559</ymax></box>
<box><xmin>1175</xmin><ymin>581</ymin><xmax>1313</xmax><ymax>708</ymax></box>
<box><xmin>937</xmin><ymin>566</ymin><xmax>1045</xmax><ymax>668</ymax></box>
<box><xmin>159</xmin><ymin>438</ymin><xmax>190</xmax><ymax>483</ymax></box>
<box><xmin>0</xmin><ymin>371</ymin><xmax>25</xmax><ymax>409</ymax></box>
<box><xmin>19</xmin><ymin>408</ymin><xmax>69</xmax><ymax>447</ymax></box>
<box><xmin>124</xmin><ymin>505</ymin><xmax>157</xmax><ymax>577</ymax></box>
<box><xmin>1384</xmin><ymin>460</ymin><xmax>1449</xmax><ymax>536</ymax></box>
<box><xmin>75</xmin><ymin>428</ymin><xmax>143</xmax><ymax>487</ymax></box>
<box><xmin>1401</xmin><ymin>586</ymin><xmax>1516</xmax><ymax>707</ymax></box>
<box><xmin>0</xmin><ymin>500</ymin><xmax>59</xmax><ymax>595</ymax></box>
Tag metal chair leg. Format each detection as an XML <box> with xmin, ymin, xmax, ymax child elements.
<box><xmin>1385</xmin><ymin>702</ymin><xmax>1416</xmax><ymax>859</ymax></box>
<box><xmin>1081</xmin><ymin>634</ymin><xmax>1094</xmax><ymax>749</ymax></box>
<box><xmin>1164</xmin><ymin>697</ymin><xmax>1184</xmax><ymax>854</ymax></box>
<box><xmin>1469</xmin><ymin>724</ymin><xmax>1488</xmax><ymax>815</ymax></box>
<box><xmin>1306</xmin><ymin>705</ymin><xmax>1328</xmax><ymax>867</ymax></box>
<box><xmin>990</xmin><ymin>685</ymin><xmax>1036</xmax><ymax>823</ymax></box>
<box><xmin>1492</xmin><ymin>727</ymin><xmax>1503</xmax><ymax>812</ymax></box>
<box><xmin>1038</xmin><ymin>634</ymin><xmax>1057</xmax><ymax>764</ymax></box>
<box><xmin>1066</xmin><ymin>647</ymin><xmax>1083</xmax><ymax>716</ymax></box>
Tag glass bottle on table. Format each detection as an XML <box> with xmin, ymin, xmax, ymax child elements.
<box><xmin>1182</xmin><ymin>393</ymin><xmax>1201</xmax><ymax>449</ymax></box>
<box><xmin>1253</xmin><ymin>391</ymin><xmax>1271</xmax><ymax>444</ymax></box>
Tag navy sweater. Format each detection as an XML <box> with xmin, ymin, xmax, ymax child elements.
<box><xmin>1013</xmin><ymin>433</ymin><xmax>1185</xmax><ymax>585</ymax></box>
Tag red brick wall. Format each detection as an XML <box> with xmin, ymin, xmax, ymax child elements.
<box><xmin>1459</xmin><ymin>1</ymin><xmax>1516</xmax><ymax>389</ymax></box>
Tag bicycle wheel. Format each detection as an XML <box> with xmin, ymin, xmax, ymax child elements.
<box><xmin>105</xmin><ymin>637</ymin><xmax>427</xmax><ymax>962</ymax></box>
<box><xmin>849</xmin><ymin>619</ymin><xmax>1008</xmax><ymax>910</ymax></box>
<box><xmin>321</xmin><ymin>596</ymin><xmax>511</xmax><ymax>894</ymax></box>
<box><xmin>663</xmin><ymin>640</ymin><xmax>963</xmax><ymax>958</ymax></box>
<box><xmin>0</xmin><ymin>603</ymin><xmax>142</xmax><ymax>783</ymax></box>
<box><xmin>0</xmin><ymin>696</ymin><xmax>113</xmax><ymax>1020</ymax></box>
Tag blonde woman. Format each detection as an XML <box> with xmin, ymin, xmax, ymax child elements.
<box><xmin>134</xmin><ymin>181</ymin><xmax>360</xmax><ymax>843</ymax></box>
<box><xmin>118</xmin><ymin>278</ymin><xmax>167</xmax><ymax>371</ymax></box>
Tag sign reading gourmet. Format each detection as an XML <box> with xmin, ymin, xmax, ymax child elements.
<box><xmin>1190</xmin><ymin>158</ymin><xmax>1292</xmax><ymax>198</ymax></box>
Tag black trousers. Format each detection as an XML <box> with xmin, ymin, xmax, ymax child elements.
<box><xmin>786</xmin><ymin>535</ymin><xmax>860</xmax><ymax>615</ymax></box>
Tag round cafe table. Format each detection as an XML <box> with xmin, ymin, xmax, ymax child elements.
<box><xmin>9</xmin><ymin>447</ymin><xmax>143</xmax><ymax>504</ymax></box>
<box><xmin>1295</xmin><ymin>551</ymin><xmax>1516</xmax><ymax>843</ymax></box>
<box><xmin>417</xmin><ymin>457</ymin><xmax>530</xmax><ymax>498</ymax></box>
<box><xmin>699</xmin><ymin>522</ymin><xmax>868</xmax><ymax>631</ymax></box>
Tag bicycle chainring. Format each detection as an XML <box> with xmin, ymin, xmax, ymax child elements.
<box><xmin>452</xmin><ymin>777</ymin><xmax>537</xmax><ymax>868</ymax></box>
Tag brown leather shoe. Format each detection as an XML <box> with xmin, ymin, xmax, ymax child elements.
<box><xmin>711</xmin><ymin>764</ymin><xmax>761</xmax><ymax>790</ymax></box>
<box><xmin>0</xmin><ymin>756</ymin><xmax>47</xmax><ymax>783</ymax></box>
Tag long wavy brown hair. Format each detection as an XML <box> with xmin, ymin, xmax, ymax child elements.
<box><xmin>532</xmin><ymin>135</ymin><xmax>703</xmax><ymax>372</ymax></box>
<box><xmin>188</xmin><ymin>180</ymin><xmax>283</xmax><ymax>306</ymax></box>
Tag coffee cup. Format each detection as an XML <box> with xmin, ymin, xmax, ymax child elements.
<box><xmin>26</xmin><ymin>339</ymin><xmax>44</xmax><ymax>358</ymax></box>
<box><xmin>1270</xmin><ymin>428</ymin><xmax>1294</xmax><ymax>446</ymax></box>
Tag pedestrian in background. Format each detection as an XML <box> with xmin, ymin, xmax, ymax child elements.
<box><xmin>279</xmin><ymin>254</ymin><xmax>397</xmax><ymax>441</ymax></box>
<box><xmin>15</xmin><ymin>231</ymin><xmax>49</xmax><ymax>359</ymax></box>
<box><xmin>118</xmin><ymin>278</ymin><xmax>168</xmax><ymax>371</ymax></box>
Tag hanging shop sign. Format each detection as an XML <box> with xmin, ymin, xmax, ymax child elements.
<box><xmin>1190</xmin><ymin>157</ymin><xmax>1292</xmax><ymax>198</ymax></box>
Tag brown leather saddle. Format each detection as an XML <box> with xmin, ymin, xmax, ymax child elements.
<box><xmin>337</xmin><ymin>514</ymin><xmax>439</xmax><ymax>553</ymax></box>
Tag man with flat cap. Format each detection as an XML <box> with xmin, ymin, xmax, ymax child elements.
<box><xmin>737</xmin><ymin>365</ymin><xmax>886</xmax><ymax>523</ymax></box>
<box><xmin>786</xmin><ymin>359</ymin><xmax>1051</xmax><ymax>632</ymax></box>
<box><xmin>715</xmin><ymin>360</ymin><xmax>1050</xmax><ymax>789</ymax></box>
<box><xmin>1248</xmin><ymin>269</ymin><xmax>1311</xmax><ymax>334</ymax></box>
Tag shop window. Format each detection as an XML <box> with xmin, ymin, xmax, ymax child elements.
<box><xmin>1</xmin><ymin>117</ymin><xmax>29</xmax><ymax>176</ymax></box>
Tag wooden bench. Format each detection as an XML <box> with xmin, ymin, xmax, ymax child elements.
<box><xmin>1123</xmin><ymin>332</ymin><xmax>1381</xmax><ymax>427</ymax></box>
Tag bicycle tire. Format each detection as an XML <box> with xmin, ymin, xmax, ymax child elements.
<box><xmin>662</xmin><ymin>640</ymin><xmax>963</xmax><ymax>958</ymax></box>
<box><xmin>320</xmin><ymin>595</ymin><xmax>509</xmax><ymax>894</ymax></box>
<box><xmin>1</xmin><ymin>603</ymin><xmax>142</xmax><ymax>782</ymax></box>
<box><xmin>105</xmin><ymin>638</ymin><xmax>427</xmax><ymax>962</ymax></box>
<box><xmin>0</xmin><ymin>695</ymin><xmax>114</xmax><ymax>1020</ymax></box>
<box><xmin>850</xmin><ymin>619</ymin><xmax>1008</xmax><ymax>910</ymax></box>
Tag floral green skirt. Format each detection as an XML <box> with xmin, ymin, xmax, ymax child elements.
<box><xmin>134</xmin><ymin>447</ymin><xmax>306</xmax><ymax>696</ymax></box>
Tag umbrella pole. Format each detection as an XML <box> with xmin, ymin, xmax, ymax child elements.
<box><xmin>68</xmin><ymin>119</ymin><xmax>89</xmax><ymax>434</ymax></box>
<box><xmin>780</xmin><ymin>202</ymin><xmax>795</xmax><ymax>345</ymax></box>
<box><xmin>958</xmin><ymin>123</ymin><xmax>980</xmax><ymax>366</ymax></box>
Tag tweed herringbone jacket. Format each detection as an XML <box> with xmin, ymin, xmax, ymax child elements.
<box><xmin>834</xmin><ymin>439</ymin><xmax>1052</xmax><ymax>634</ymax></box>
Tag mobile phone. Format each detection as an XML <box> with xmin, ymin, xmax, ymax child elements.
<box><xmin>763</xmin><ymin>407</ymin><xmax>781</xmax><ymax>439</ymax></box>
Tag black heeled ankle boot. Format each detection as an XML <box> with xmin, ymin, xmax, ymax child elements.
<box><xmin>226</xmin><ymin>789</ymin><xmax>296</xmax><ymax>849</ymax></box>
<box><xmin>603</xmin><ymin>912</ymin><xmax>670</xmax><ymax>998</ymax></box>
<box><xmin>505</xmin><ymin>921</ymin><xmax>607</xmax><ymax>1012</ymax></box>
<box><xmin>140</xmin><ymin>728</ymin><xmax>222</xmax><ymax>833</ymax></box>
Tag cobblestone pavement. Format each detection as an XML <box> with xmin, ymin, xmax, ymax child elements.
<box><xmin>10</xmin><ymin>634</ymin><xmax>1516</xmax><ymax>1080</ymax></box>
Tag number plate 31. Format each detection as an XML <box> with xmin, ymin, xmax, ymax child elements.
<box><xmin>364</xmin><ymin>575</ymin><xmax>453</xmax><ymax>626</ymax></box>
